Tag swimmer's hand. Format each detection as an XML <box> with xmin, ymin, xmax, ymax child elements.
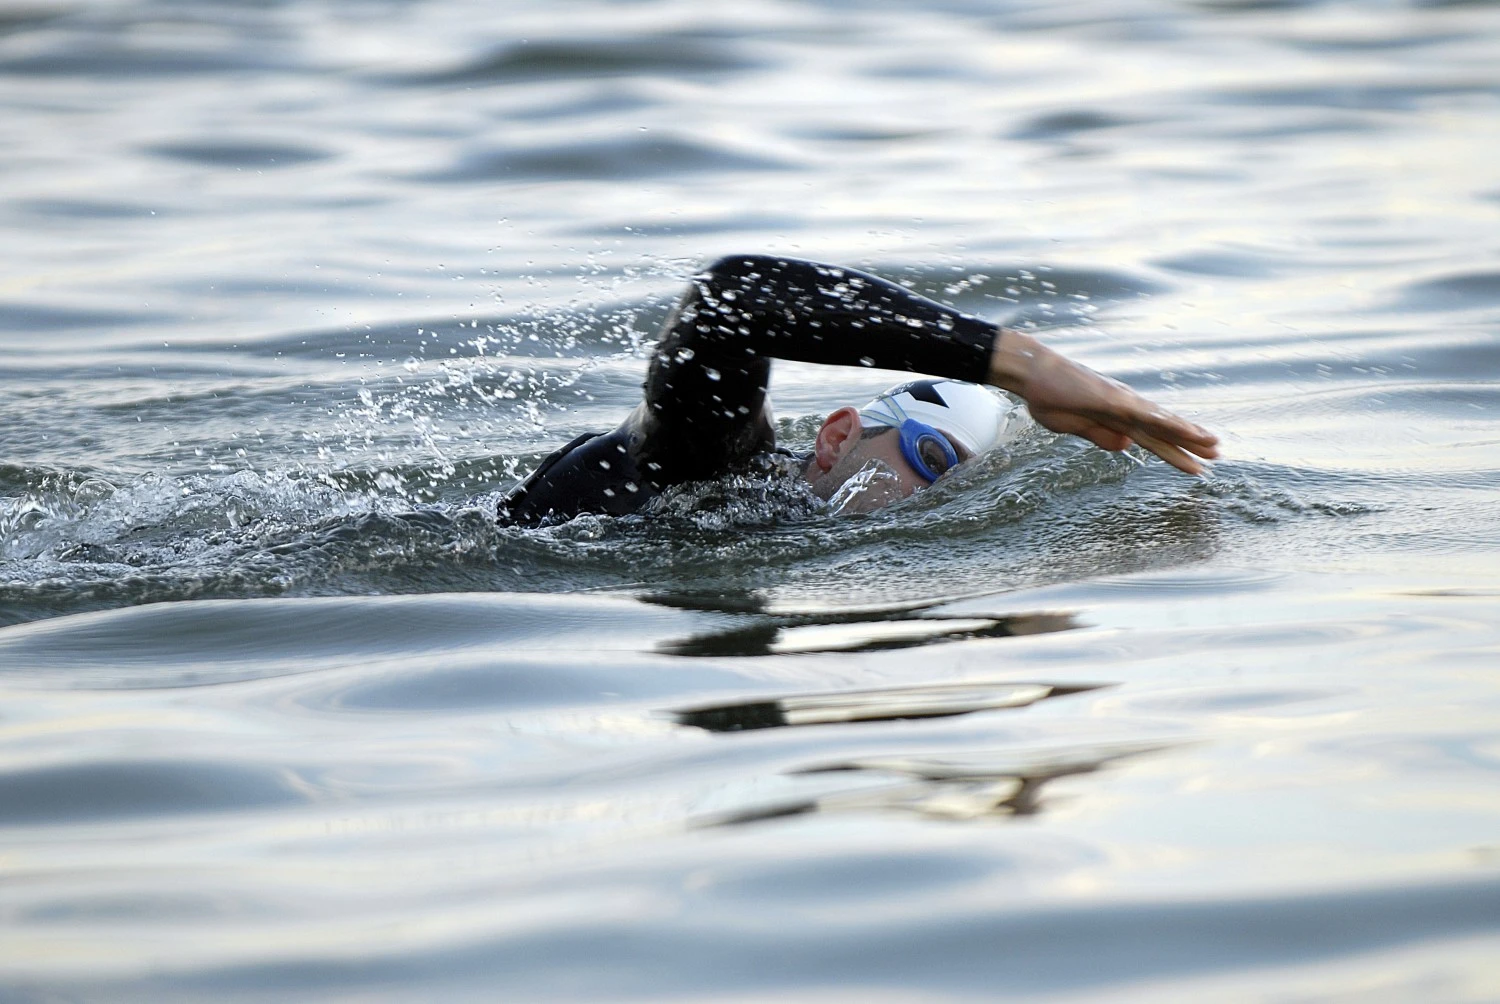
<box><xmin>987</xmin><ymin>330</ymin><xmax>1220</xmax><ymax>476</ymax></box>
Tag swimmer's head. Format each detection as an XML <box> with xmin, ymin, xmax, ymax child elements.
<box><xmin>859</xmin><ymin>380</ymin><xmax>1015</xmax><ymax>459</ymax></box>
<box><xmin>803</xmin><ymin>379</ymin><xmax>1020</xmax><ymax>506</ymax></box>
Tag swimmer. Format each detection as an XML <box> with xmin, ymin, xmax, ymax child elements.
<box><xmin>498</xmin><ymin>255</ymin><xmax>1218</xmax><ymax>525</ymax></box>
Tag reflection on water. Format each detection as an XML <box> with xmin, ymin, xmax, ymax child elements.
<box><xmin>677</xmin><ymin>680</ymin><xmax>1098</xmax><ymax>732</ymax></box>
<box><xmin>0</xmin><ymin>577</ymin><xmax>1499</xmax><ymax>1000</ymax></box>
<box><xmin>2</xmin><ymin>0</ymin><xmax>1500</xmax><ymax>999</ymax></box>
<box><xmin>708</xmin><ymin>743</ymin><xmax>1170</xmax><ymax>825</ymax></box>
<box><xmin>663</xmin><ymin>609</ymin><xmax>1080</xmax><ymax>657</ymax></box>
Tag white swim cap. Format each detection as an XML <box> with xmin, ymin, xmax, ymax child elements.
<box><xmin>859</xmin><ymin>379</ymin><xmax>1020</xmax><ymax>455</ymax></box>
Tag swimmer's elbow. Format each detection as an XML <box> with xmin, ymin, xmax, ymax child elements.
<box><xmin>697</xmin><ymin>253</ymin><xmax>784</xmax><ymax>290</ymax></box>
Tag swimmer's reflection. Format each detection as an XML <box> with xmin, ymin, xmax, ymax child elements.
<box><xmin>662</xmin><ymin>610</ymin><xmax>1079</xmax><ymax>658</ymax></box>
<box><xmin>700</xmin><ymin>743</ymin><xmax>1174</xmax><ymax>826</ymax></box>
<box><xmin>676</xmin><ymin>679</ymin><xmax>1101</xmax><ymax>732</ymax></box>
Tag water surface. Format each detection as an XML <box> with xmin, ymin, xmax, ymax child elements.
<box><xmin>2</xmin><ymin>0</ymin><xmax>1499</xmax><ymax>999</ymax></box>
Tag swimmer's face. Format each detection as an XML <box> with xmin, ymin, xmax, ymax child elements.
<box><xmin>804</xmin><ymin>406</ymin><xmax>971</xmax><ymax>508</ymax></box>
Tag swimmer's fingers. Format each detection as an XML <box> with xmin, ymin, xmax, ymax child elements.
<box><xmin>1040</xmin><ymin>415</ymin><xmax>1211</xmax><ymax>475</ymax></box>
<box><xmin>1111</xmin><ymin>402</ymin><xmax>1219</xmax><ymax>475</ymax></box>
<box><xmin>1031</xmin><ymin>395</ymin><xmax>1218</xmax><ymax>475</ymax></box>
<box><xmin>1128</xmin><ymin>429</ymin><xmax>1215</xmax><ymax>477</ymax></box>
<box><xmin>996</xmin><ymin>330</ymin><xmax>1219</xmax><ymax>474</ymax></box>
<box><xmin>1126</xmin><ymin>403</ymin><xmax>1219</xmax><ymax>459</ymax></box>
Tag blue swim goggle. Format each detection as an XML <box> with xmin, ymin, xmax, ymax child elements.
<box><xmin>861</xmin><ymin>394</ymin><xmax>962</xmax><ymax>484</ymax></box>
<box><xmin>894</xmin><ymin>418</ymin><xmax>961</xmax><ymax>483</ymax></box>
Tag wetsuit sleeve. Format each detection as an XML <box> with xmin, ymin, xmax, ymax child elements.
<box><xmin>632</xmin><ymin>254</ymin><xmax>1000</xmax><ymax>486</ymax></box>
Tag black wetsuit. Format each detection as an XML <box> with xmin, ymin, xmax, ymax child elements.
<box><xmin>497</xmin><ymin>255</ymin><xmax>1002</xmax><ymax>526</ymax></box>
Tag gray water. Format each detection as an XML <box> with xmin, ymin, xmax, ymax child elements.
<box><xmin>2</xmin><ymin>0</ymin><xmax>1500</xmax><ymax>1000</ymax></box>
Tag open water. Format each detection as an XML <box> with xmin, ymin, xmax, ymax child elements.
<box><xmin>2</xmin><ymin>0</ymin><xmax>1500</xmax><ymax>1000</ymax></box>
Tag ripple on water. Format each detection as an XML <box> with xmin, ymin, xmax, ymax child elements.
<box><xmin>1393</xmin><ymin>270</ymin><xmax>1500</xmax><ymax>312</ymax></box>
<box><xmin>1149</xmin><ymin>245</ymin><xmax>1298</xmax><ymax>279</ymax></box>
<box><xmin>145</xmin><ymin>139</ymin><xmax>334</xmax><ymax>169</ymax></box>
<box><xmin>1122</xmin><ymin>686</ymin><xmax>1348</xmax><ymax>716</ymax></box>
<box><xmin>1211</xmin><ymin>79</ymin><xmax>1498</xmax><ymax>112</ymax></box>
<box><xmin>425</xmin><ymin>134</ymin><xmax>794</xmax><ymax>183</ymax></box>
<box><xmin>0</xmin><ymin>593</ymin><xmax>704</xmax><ymax>687</ymax></box>
<box><xmin>0</xmin><ymin>6</ymin><xmax>67</xmax><ymax>36</ymax></box>
<box><xmin>1272</xmin><ymin>27</ymin><xmax>1470</xmax><ymax>53</ymax></box>
<box><xmin>387</xmin><ymin>36</ymin><xmax>758</xmax><ymax>87</ymax></box>
<box><xmin>16</xmin><ymin>197</ymin><xmax>165</xmax><ymax>220</ymax></box>
<box><xmin>0</xmin><ymin>760</ymin><xmax>309</xmax><ymax>827</ymax></box>
<box><xmin>1007</xmin><ymin>109</ymin><xmax>1140</xmax><ymax>141</ymax></box>
<box><xmin>0</xmin><ymin>302</ymin><xmax>173</xmax><ymax>332</ymax></box>
<box><xmin>427</xmin><ymin>874</ymin><xmax>1500</xmax><ymax>998</ymax></box>
<box><xmin>320</xmin><ymin>653</ymin><xmax>755</xmax><ymax>714</ymax></box>
<box><xmin>0</xmin><ymin>21</ymin><xmax>290</xmax><ymax>78</ymax></box>
<box><xmin>1090</xmin><ymin>566</ymin><xmax>1285</xmax><ymax>594</ymax></box>
<box><xmin>688</xmin><ymin>849</ymin><xmax>996</xmax><ymax>905</ymax></box>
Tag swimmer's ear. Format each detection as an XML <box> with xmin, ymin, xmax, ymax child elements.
<box><xmin>813</xmin><ymin>407</ymin><xmax>863</xmax><ymax>473</ymax></box>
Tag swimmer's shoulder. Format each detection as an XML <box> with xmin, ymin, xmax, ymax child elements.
<box><xmin>497</xmin><ymin>429</ymin><xmax>652</xmax><ymax>526</ymax></box>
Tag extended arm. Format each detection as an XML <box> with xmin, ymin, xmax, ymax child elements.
<box><xmin>988</xmin><ymin>330</ymin><xmax>1219</xmax><ymax>475</ymax></box>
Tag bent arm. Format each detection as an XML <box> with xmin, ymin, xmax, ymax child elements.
<box><xmin>501</xmin><ymin>255</ymin><xmax>1215</xmax><ymax>525</ymax></box>
<box><xmin>634</xmin><ymin>255</ymin><xmax>1000</xmax><ymax>486</ymax></box>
